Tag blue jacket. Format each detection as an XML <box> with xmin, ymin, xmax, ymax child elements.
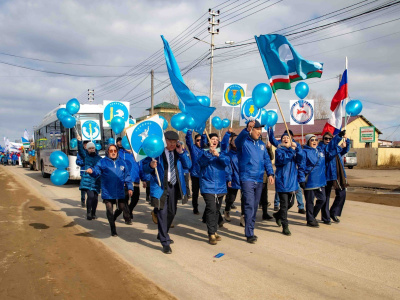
<box><xmin>226</xmin><ymin>149</ymin><xmax>240</xmax><ymax>190</ymax></box>
<box><xmin>185</xmin><ymin>130</ymin><xmax>202</xmax><ymax>178</ymax></box>
<box><xmin>143</xmin><ymin>149</ymin><xmax>191</xmax><ymax>209</ymax></box>
<box><xmin>235</xmin><ymin>129</ymin><xmax>274</xmax><ymax>183</ymax></box>
<box><xmin>91</xmin><ymin>155</ymin><xmax>133</xmax><ymax>200</ymax></box>
<box><xmin>322</xmin><ymin>135</ymin><xmax>350</xmax><ymax>181</ymax></box>
<box><xmin>302</xmin><ymin>145</ymin><xmax>327</xmax><ymax>189</ymax></box>
<box><xmin>76</xmin><ymin>152</ymin><xmax>85</xmax><ymax>167</ymax></box>
<box><xmin>78</xmin><ymin>141</ymin><xmax>102</xmax><ymax>193</ymax></box>
<box><xmin>12</xmin><ymin>154</ymin><xmax>18</xmax><ymax>161</ymax></box>
<box><xmin>268</xmin><ymin>127</ymin><xmax>280</xmax><ymax>148</ymax></box>
<box><xmin>275</xmin><ymin>145</ymin><xmax>305</xmax><ymax>192</ymax></box>
<box><xmin>220</xmin><ymin>131</ymin><xmax>231</xmax><ymax>153</ymax></box>
<box><xmin>118</xmin><ymin>148</ymin><xmax>147</xmax><ymax>183</ymax></box>
<box><xmin>198</xmin><ymin>149</ymin><xmax>230</xmax><ymax>194</ymax></box>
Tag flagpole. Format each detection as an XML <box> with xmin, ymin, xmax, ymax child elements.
<box><xmin>272</xmin><ymin>91</ymin><xmax>292</xmax><ymax>141</ymax></box>
<box><xmin>344</xmin><ymin>56</ymin><xmax>348</xmax><ymax>130</ymax></box>
<box><xmin>230</xmin><ymin>107</ymin><xmax>234</xmax><ymax>128</ymax></box>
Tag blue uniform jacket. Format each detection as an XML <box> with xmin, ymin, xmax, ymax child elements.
<box><xmin>12</xmin><ymin>154</ymin><xmax>18</xmax><ymax>161</ymax></box>
<box><xmin>118</xmin><ymin>148</ymin><xmax>147</xmax><ymax>183</ymax></box>
<box><xmin>322</xmin><ymin>135</ymin><xmax>350</xmax><ymax>181</ymax></box>
<box><xmin>198</xmin><ymin>150</ymin><xmax>230</xmax><ymax>195</ymax></box>
<box><xmin>78</xmin><ymin>141</ymin><xmax>102</xmax><ymax>193</ymax></box>
<box><xmin>235</xmin><ymin>129</ymin><xmax>274</xmax><ymax>183</ymax></box>
<box><xmin>142</xmin><ymin>149</ymin><xmax>191</xmax><ymax>208</ymax></box>
<box><xmin>220</xmin><ymin>131</ymin><xmax>231</xmax><ymax>153</ymax></box>
<box><xmin>91</xmin><ymin>155</ymin><xmax>133</xmax><ymax>199</ymax></box>
<box><xmin>302</xmin><ymin>145</ymin><xmax>327</xmax><ymax>189</ymax></box>
<box><xmin>76</xmin><ymin>152</ymin><xmax>85</xmax><ymax>167</ymax></box>
<box><xmin>185</xmin><ymin>130</ymin><xmax>202</xmax><ymax>178</ymax></box>
<box><xmin>275</xmin><ymin>145</ymin><xmax>305</xmax><ymax>193</ymax></box>
<box><xmin>226</xmin><ymin>149</ymin><xmax>240</xmax><ymax>190</ymax></box>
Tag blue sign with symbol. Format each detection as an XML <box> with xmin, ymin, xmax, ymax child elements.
<box><xmin>241</xmin><ymin>98</ymin><xmax>261</xmax><ymax>124</ymax></box>
<box><xmin>81</xmin><ymin>120</ymin><xmax>101</xmax><ymax>141</ymax></box>
<box><xmin>224</xmin><ymin>84</ymin><xmax>245</xmax><ymax>106</ymax></box>
<box><xmin>103</xmin><ymin>101</ymin><xmax>129</xmax><ymax>127</ymax></box>
<box><xmin>130</xmin><ymin>120</ymin><xmax>164</xmax><ymax>155</ymax></box>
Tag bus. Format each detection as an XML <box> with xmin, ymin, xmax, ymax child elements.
<box><xmin>34</xmin><ymin>104</ymin><xmax>114</xmax><ymax>179</ymax></box>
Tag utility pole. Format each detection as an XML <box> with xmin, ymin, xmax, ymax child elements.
<box><xmin>208</xmin><ymin>8</ymin><xmax>220</xmax><ymax>131</ymax></box>
<box><xmin>151</xmin><ymin>69</ymin><xmax>154</xmax><ymax>115</ymax></box>
<box><xmin>88</xmin><ymin>89</ymin><xmax>94</xmax><ymax>102</ymax></box>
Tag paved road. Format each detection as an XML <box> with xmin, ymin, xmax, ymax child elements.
<box><xmin>7</xmin><ymin>166</ymin><xmax>400</xmax><ymax>299</ymax></box>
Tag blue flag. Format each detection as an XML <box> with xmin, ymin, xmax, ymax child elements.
<box><xmin>254</xmin><ymin>34</ymin><xmax>323</xmax><ymax>92</ymax></box>
<box><xmin>161</xmin><ymin>35</ymin><xmax>215</xmax><ymax>133</ymax></box>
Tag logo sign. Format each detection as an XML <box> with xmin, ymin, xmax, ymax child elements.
<box><xmin>239</xmin><ymin>97</ymin><xmax>261</xmax><ymax>126</ymax></box>
<box><xmin>289</xmin><ymin>100</ymin><xmax>314</xmax><ymax>125</ymax></box>
<box><xmin>81</xmin><ymin>120</ymin><xmax>101</xmax><ymax>141</ymax></box>
<box><xmin>103</xmin><ymin>101</ymin><xmax>130</xmax><ymax>128</ymax></box>
<box><xmin>222</xmin><ymin>83</ymin><xmax>247</xmax><ymax>107</ymax></box>
<box><xmin>360</xmin><ymin>126</ymin><xmax>375</xmax><ymax>143</ymax></box>
<box><xmin>125</xmin><ymin>115</ymin><xmax>166</xmax><ymax>162</ymax></box>
<box><xmin>129</xmin><ymin>118</ymin><xmax>136</xmax><ymax>125</ymax></box>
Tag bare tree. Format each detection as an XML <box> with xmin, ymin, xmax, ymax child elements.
<box><xmin>309</xmin><ymin>90</ymin><xmax>330</xmax><ymax>120</ymax></box>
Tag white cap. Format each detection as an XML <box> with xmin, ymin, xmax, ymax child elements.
<box><xmin>87</xmin><ymin>142</ymin><xmax>95</xmax><ymax>149</ymax></box>
<box><xmin>305</xmin><ymin>134</ymin><xmax>316</xmax><ymax>145</ymax></box>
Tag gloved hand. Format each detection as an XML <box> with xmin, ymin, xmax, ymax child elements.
<box><xmin>299</xmin><ymin>182</ymin><xmax>306</xmax><ymax>189</ymax></box>
<box><xmin>338</xmin><ymin>130</ymin><xmax>346</xmax><ymax>137</ymax></box>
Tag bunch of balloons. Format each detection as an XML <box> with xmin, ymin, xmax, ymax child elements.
<box><xmin>56</xmin><ymin>98</ymin><xmax>80</xmax><ymax>129</ymax></box>
<box><xmin>211</xmin><ymin>116</ymin><xmax>230</xmax><ymax>130</ymax></box>
<box><xmin>345</xmin><ymin>99</ymin><xmax>363</xmax><ymax>116</ymax></box>
<box><xmin>171</xmin><ymin>95</ymin><xmax>211</xmax><ymax>131</ymax></box>
<box><xmin>250</xmin><ymin>83</ymin><xmax>278</xmax><ymax>127</ymax></box>
<box><xmin>49</xmin><ymin>151</ymin><xmax>70</xmax><ymax>186</ymax></box>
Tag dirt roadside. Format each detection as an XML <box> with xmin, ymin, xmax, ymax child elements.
<box><xmin>0</xmin><ymin>166</ymin><xmax>175</xmax><ymax>300</ymax></box>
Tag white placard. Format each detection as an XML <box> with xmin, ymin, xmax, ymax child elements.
<box><xmin>222</xmin><ymin>83</ymin><xmax>247</xmax><ymax>107</ymax></box>
<box><xmin>102</xmin><ymin>100</ymin><xmax>130</xmax><ymax>128</ymax></box>
<box><xmin>81</xmin><ymin>120</ymin><xmax>102</xmax><ymax>141</ymax></box>
<box><xmin>289</xmin><ymin>100</ymin><xmax>314</xmax><ymax>125</ymax></box>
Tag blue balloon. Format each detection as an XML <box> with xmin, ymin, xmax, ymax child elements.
<box><xmin>222</xmin><ymin>118</ymin><xmax>230</xmax><ymax>128</ymax></box>
<box><xmin>184</xmin><ymin>115</ymin><xmax>196</xmax><ymax>129</ymax></box>
<box><xmin>211</xmin><ymin>116</ymin><xmax>222</xmax><ymax>130</ymax></box>
<box><xmin>122</xmin><ymin>136</ymin><xmax>131</xmax><ymax>149</ymax></box>
<box><xmin>266</xmin><ymin>110</ymin><xmax>278</xmax><ymax>127</ymax></box>
<box><xmin>70</xmin><ymin>138</ymin><xmax>77</xmax><ymax>149</ymax></box>
<box><xmin>260</xmin><ymin>108</ymin><xmax>268</xmax><ymax>126</ymax></box>
<box><xmin>197</xmin><ymin>95</ymin><xmax>211</xmax><ymax>107</ymax></box>
<box><xmin>57</xmin><ymin>108</ymin><xmax>70</xmax><ymax>121</ymax></box>
<box><xmin>95</xmin><ymin>143</ymin><xmax>102</xmax><ymax>150</ymax></box>
<box><xmin>346</xmin><ymin>100</ymin><xmax>363</xmax><ymax>116</ymax></box>
<box><xmin>171</xmin><ymin>113</ymin><xmax>186</xmax><ymax>131</ymax></box>
<box><xmin>50</xmin><ymin>169</ymin><xmax>69</xmax><ymax>186</ymax></box>
<box><xmin>108</xmin><ymin>138</ymin><xmax>115</xmax><ymax>145</ymax></box>
<box><xmin>252</xmin><ymin>83</ymin><xmax>272</xmax><ymax>109</ymax></box>
<box><xmin>110</xmin><ymin>116</ymin><xmax>125</xmax><ymax>134</ymax></box>
<box><xmin>62</xmin><ymin>115</ymin><xmax>76</xmax><ymax>128</ymax></box>
<box><xmin>182</xmin><ymin>128</ymin><xmax>188</xmax><ymax>134</ymax></box>
<box><xmin>50</xmin><ymin>151</ymin><xmax>69</xmax><ymax>169</ymax></box>
<box><xmin>142</xmin><ymin>135</ymin><xmax>165</xmax><ymax>158</ymax></box>
<box><xmin>295</xmin><ymin>82</ymin><xmax>309</xmax><ymax>99</ymax></box>
<box><xmin>66</xmin><ymin>98</ymin><xmax>80</xmax><ymax>115</ymax></box>
<box><xmin>160</xmin><ymin>116</ymin><xmax>168</xmax><ymax>130</ymax></box>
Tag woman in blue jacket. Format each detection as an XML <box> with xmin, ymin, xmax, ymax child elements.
<box><xmin>76</xmin><ymin>141</ymin><xmax>89</xmax><ymax>208</ymax></box>
<box><xmin>77</xmin><ymin>137</ymin><xmax>102</xmax><ymax>220</ymax></box>
<box><xmin>198</xmin><ymin>133</ymin><xmax>230</xmax><ymax>245</ymax></box>
<box><xmin>302</xmin><ymin>134</ymin><xmax>329</xmax><ymax>227</ymax></box>
<box><xmin>273</xmin><ymin>132</ymin><xmax>305</xmax><ymax>236</ymax></box>
<box><xmin>87</xmin><ymin>144</ymin><xmax>133</xmax><ymax>237</ymax></box>
<box><xmin>235</xmin><ymin>120</ymin><xmax>274</xmax><ymax>244</ymax></box>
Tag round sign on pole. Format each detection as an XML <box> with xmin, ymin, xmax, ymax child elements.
<box><xmin>222</xmin><ymin>83</ymin><xmax>247</xmax><ymax>107</ymax></box>
<box><xmin>289</xmin><ymin>100</ymin><xmax>314</xmax><ymax>125</ymax></box>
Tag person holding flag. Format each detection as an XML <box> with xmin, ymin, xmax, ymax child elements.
<box><xmin>235</xmin><ymin>120</ymin><xmax>274</xmax><ymax>244</ymax></box>
<box><xmin>142</xmin><ymin>131</ymin><xmax>191</xmax><ymax>254</ymax></box>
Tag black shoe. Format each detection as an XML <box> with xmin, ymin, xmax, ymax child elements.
<box><xmin>273</xmin><ymin>206</ymin><xmax>279</xmax><ymax>211</ymax></box>
<box><xmin>157</xmin><ymin>234</ymin><xmax>174</xmax><ymax>244</ymax></box>
<box><xmin>81</xmin><ymin>202</ymin><xmax>86</xmax><ymax>208</ymax></box>
<box><xmin>162</xmin><ymin>245</ymin><xmax>172</xmax><ymax>254</ymax></box>
<box><xmin>125</xmin><ymin>220</ymin><xmax>132</xmax><ymax>225</ymax></box>
<box><xmin>307</xmin><ymin>220</ymin><xmax>320</xmax><ymax>227</ymax></box>
<box><xmin>86</xmin><ymin>214</ymin><xmax>92</xmax><ymax>220</ymax></box>
<box><xmin>272</xmin><ymin>212</ymin><xmax>281</xmax><ymax>227</ymax></box>
<box><xmin>91</xmin><ymin>215</ymin><xmax>96</xmax><ymax>220</ymax></box>
<box><xmin>331</xmin><ymin>215</ymin><xmax>340</xmax><ymax>223</ymax></box>
<box><xmin>323</xmin><ymin>220</ymin><xmax>331</xmax><ymax>225</ymax></box>
<box><xmin>298</xmin><ymin>208</ymin><xmax>306</xmax><ymax>214</ymax></box>
<box><xmin>193</xmin><ymin>209</ymin><xmax>200</xmax><ymax>215</ymax></box>
<box><xmin>111</xmin><ymin>231</ymin><xmax>118</xmax><ymax>237</ymax></box>
<box><xmin>282</xmin><ymin>226</ymin><xmax>291</xmax><ymax>236</ymax></box>
<box><xmin>262</xmin><ymin>213</ymin><xmax>273</xmax><ymax>220</ymax></box>
<box><xmin>130</xmin><ymin>214</ymin><xmax>133</xmax><ymax>219</ymax></box>
<box><xmin>254</xmin><ymin>235</ymin><xmax>258</xmax><ymax>240</ymax></box>
<box><xmin>231</xmin><ymin>204</ymin><xmax>237</xmax><ymax>209</ymax></box>
<box><xmin>246</xmin><ymin>236</ymin><xmax>257</xmax><ymax>244</ymax></box>
<box><xmin>218</xmin><ymin>220</ymin><xmax>224</xmax><ymax>228</ymax></box>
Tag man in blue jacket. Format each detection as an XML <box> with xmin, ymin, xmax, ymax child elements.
<box><xmin>185</xmin><ymin>130</ymin><xmax>202</xmax><ymax>215</ymax></box>
<box><xmin>236</xmin><ymin>120</ymin><xmax>275</xmax><ymax>243</ymax></box>
<box><xmin>322</xmin><ymin>130</ymin><xmax>350</xmax><ymax>223</ymax></box>
<box><xmin>143</xmin><ymin>131</ymin><xmax>191</xmax><ymax>254</ymax></box>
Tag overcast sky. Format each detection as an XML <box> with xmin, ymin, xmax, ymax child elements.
<box><xmin>1</xmin><ymin>0</ymin><xmax>400</xmax><ymax>145</ymax></box>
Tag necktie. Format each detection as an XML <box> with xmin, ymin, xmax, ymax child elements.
<box><xmin>169</xmin><ymin>151</ymin><xmax>176</xmax><ymax>185</ymax></box>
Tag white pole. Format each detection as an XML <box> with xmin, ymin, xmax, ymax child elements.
<box><xmin>301</xmin><ymin>123</ymin><xmax>304</xmax><ymax>145</ymax></box>
<box><xmin>344</xmin><ymin>56</ymin><xmax>348</xmax><ymax>130</ymax></box>
<box><xmin>230</xmin><ymin>107</ymin><xmax>234</xmax><ymax>128</ymax></box>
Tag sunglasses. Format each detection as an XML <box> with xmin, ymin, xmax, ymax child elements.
<box><xmin>108</xmin><ymin>149</ymin><xmax>117</xmax><ymax>153</ymax></box>
<box><xmin>324</xmin><ymin>137</ymin><xmax>332</xmax><ymax>141</ymax></box>
<box><xmin>195</xmin><ymin>139</ymin><xmax>201</xmax><ymax>142</ymax></box>
<box><xmin>310</xmin><ymin>138</ymin><xmax>318</xmax><ymax>142</ymax></box>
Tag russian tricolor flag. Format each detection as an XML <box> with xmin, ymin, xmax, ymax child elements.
<box><xmin>322</xmin><ymin>69</ymin><xmax>348</xmax><ymax>135</ymax></box>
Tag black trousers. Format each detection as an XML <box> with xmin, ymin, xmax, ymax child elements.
<box><xmin>86</xmin><ymin>190</ymin><xmax>98</xmax><ymax>217</ymax></box>
<box><xmin>304</xmin><ymin>188</ymin><xmax>329</xmax><ymax>222</ymax></box>
<box><xmin>326</xmin><ymin>180</ymin><xmax>346</xmax><ymax>217</ymax></box>
<box><xmin>202</xmin><ymin>194</ymin><xmax>224</xmax><ymax>235</ymax></box>
<box><xmin>146</xmin><ymin>181</ymin><xmax>150</xmax><ymax>201</ymax></box>
<box><xmin>225</xmin><ymin>188</ymin><xmax>239</xmax><ymax>212</ymax></box>
<box><xmin>127</xmin><ymin>186</ymin><xmax>140</xmax><ymax>215</ymax></box>
<box><xmin>276</xmin><ymin>192</ymin><xmax>294</xmax><ymax>227</ymax></box>
<box><xmin>184</xmin><ymin>173</ymin><xmax>191</xmax><ymax>197</ymax></box>
<box><xmin>113</xmin><ymin>190</ymin><xmax>131</xmax><ymax>222</ymax></box>
<box><xmin>80</xmin><ymin>189</ymin><xmax>86</xmax><ymax>205</ymax></box>
<box><xmin>191</xmin><ymin>176</ymin><xmax>200</xmax><ymax>211</ymax></box>
<box><xmin>104</xmin><ymin>199</ymin><xmax>128</xmax><ymax>235</ymax></box>
<box><xmin>155</xmin><ymin>183</ymin><xmax>178</xmax><ymax>246</ymax></box>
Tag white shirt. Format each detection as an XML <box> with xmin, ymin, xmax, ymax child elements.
<box><xmin>164</xmin><ymin>148</ymin><xmax>174</xmax><ymax>182</ymax></box>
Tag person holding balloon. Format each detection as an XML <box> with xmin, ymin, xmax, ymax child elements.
<box><xmin>86</xmin><ymin>144</ymin><xmax>133</xmax><ymax>237</ymax></box>
<box><xmin>235</xmin><ymin>120</ymin><xmax>275</xmax><ymax>244</ymax></box>
<box><xmin>76</xmin><ymin>135</ymin><xmax>102</xmax><ymax>220</ymax></box>
<box><xmin>142</xmin><ymin>131</ymin><xmax>191</xmax><ymax>254</ymax></box>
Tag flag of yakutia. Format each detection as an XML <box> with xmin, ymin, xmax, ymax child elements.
<box><xmin>255</xmin><ymin>34</ymin><xmax>323</xmax><ymax>92</ymax></box>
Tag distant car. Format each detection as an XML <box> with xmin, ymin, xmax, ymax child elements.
<box><xmin>343</xmin><ymin>152</ymin><xmax>357</xmax><ymax>169</ymax></box>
